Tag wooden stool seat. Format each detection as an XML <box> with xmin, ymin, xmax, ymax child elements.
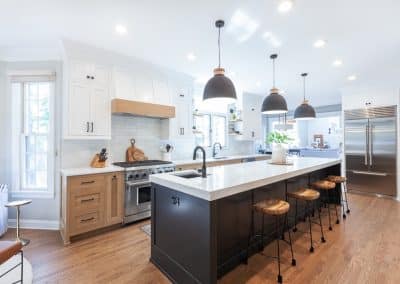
<box><xmin>287</xmin><ymin>188</ymin><xmax>320</xmax><ymax>201</ymax></box>
<box><xmin>312</xmin><ymin>180</ymin><xmax>336</xmax><ymax>190</ymax></box>
<box><xmin>0</xmin><ymin>241</ymin><xmax>22</xmax><ymax>265</ymax></box>
<box><xmin>254</xmin><ymin>199</ymin><xmax>290</xmax><ymax>216</ymax></box>
<box><xmin>327</xmin><ymin>175</ymin><xmax>346</xmax><ymax>183</ymax></box>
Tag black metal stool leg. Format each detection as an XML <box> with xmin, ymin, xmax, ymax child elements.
<box><xmin>275</xmin><ymin>215</ymin><xmax>282</xmax><ymax>283</ymax></box>
<box><xmin>260</xmin><ymin>213</ymin><xmax>265</xmax><ymax>251</ymax></box>
<box><xmin>344</xmin><ymin>182</ymin><xmax>351</xmax><ymax>213</ymax></box>
<box><xmin>285</xmin><ymin>212</ymin><xmax>296</xmax><ymax>266</ymax></box>
<box><xmin>326</xmin><ymin>190</ymin><xmax>333</xmax><ymax>230</ymax></box>
<box><xmin>293</xmin><ymin>199</ymin><xmax>298</xmax><ymax>232</ymax></box>
<box><xmin>306</xmin><ymin>201</ymin><xmax>314</xmax><ymax>253</ymax></box>
<box><xmin>331</xmin><ymin>189</ymin><xmax>340</xmax><ymax>224</ymax></box>
<box><xmin>341</xmin><ymin>182</ymin><xmax>347</xmax><ymax>219</ymax></box>
<box><xmin>316</xmin><ymin>200</ymin><xmax>326</xmax><ymax>243</ymax></box>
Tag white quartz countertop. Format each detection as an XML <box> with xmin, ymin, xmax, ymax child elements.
<box><xmin>61</xmin><ymin>165</ymin><xmax>124</xmax><ymax>177</ymax></box>
<box><xmin>173</xmin><ymin>154</ymin><xmax>270</xmax><ymax>166</ymax></box>
<box><xmin>150</xmin><ymin>157</ymin><xmax>341</xmax><ymax>201</ymax></box>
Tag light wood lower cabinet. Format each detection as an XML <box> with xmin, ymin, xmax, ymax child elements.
<box><xmin>60</xmin><ymin>172</ymin><xmax>124</xmax><ymax>245</ymax></box>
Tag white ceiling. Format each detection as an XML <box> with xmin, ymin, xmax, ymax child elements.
<box><xmin>1</xmin><ymin>0</ymin><xmax>400</xmax><ymax>108</ymax></box>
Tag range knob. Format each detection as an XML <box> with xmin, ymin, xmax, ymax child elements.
<box><xmin>135</xmin><ymin>174</ymin><xmax>140</xmax><ymax>179</ymax></box>
<box><xmin>142</xmin><ymin>173</ymin><xmax>148</xmax><ymax>178</ymax></box>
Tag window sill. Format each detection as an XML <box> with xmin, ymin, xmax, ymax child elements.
<box><xmin>10</xmin><ymin>191</ymin><xmax>54</xmax><ymax>199</ymax></box>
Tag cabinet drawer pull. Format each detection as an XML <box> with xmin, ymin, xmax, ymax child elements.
<box><xmin>81</xmin><ymin>180</ymin><xmax>95</xmax><ymax>185</ymax></box>
<box><xmin>171</xmin><ymin>196</ymin><xmax>180</xmax><ymax>206</ymax></box>
<box><xmin>81</xmin><ymin>197</ymin><xmax>95</xmax><ymax>203</ymax></box>
<box><xmin>86</xmin><ymin>122</ymin><xmax>90</xmax><ymax>132</ymax></box>
<box><xmin>80</xmin><ymin>217</ymin><xmax>95</xmax><ymax>223</ymax></box>
<box><xmin>91</xmin><ymin>122</ymin><xmax>94</xmax><ymax>133</ymax></box>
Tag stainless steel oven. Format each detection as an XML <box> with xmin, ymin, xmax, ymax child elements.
<box><xmin>113</xmin><ymin>160</ymin><xmax>175</xmax><ymax>224</ymax></box>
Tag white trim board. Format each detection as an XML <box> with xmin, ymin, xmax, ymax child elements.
<box><xmin>8</xmin><ymin>219</ymin><xmax>59</xmax><ymax>230</ymax></box>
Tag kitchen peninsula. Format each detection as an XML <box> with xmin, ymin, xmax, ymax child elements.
<box><xmin>150</xmin><ymin>157</ymin><xmax>341</xmax><ymax>284</ymax></box>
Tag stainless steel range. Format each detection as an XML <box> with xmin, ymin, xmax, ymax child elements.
<box><xmin>113</xmin><ymin>160</ymin><xmax>175</xmax><ymax>223</ymax></box>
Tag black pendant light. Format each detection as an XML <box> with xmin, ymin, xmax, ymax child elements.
<box><xmin>294</xmin><ymin>73</ymin><xmax>316</xmax><ymax>120</ymax></box>
<box><xmin>203</xmin><ymin>20</ymin><xmax>237</xmax><ymax>103</ymax></box>
<box><xmin>261</xmin><ymin>54</ymin><xmax>288</xmax><ymax>114</ymax></box>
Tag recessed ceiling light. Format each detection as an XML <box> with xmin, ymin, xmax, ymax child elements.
<box><xmin>115</xmin><ymin>24</ymin><xmax>127</xmax><ymax>35</ymax></box>
<box><xmin>347</xmin><ymin>75</ymin><xmax>357</xmax><ymax>81</ymax></box>
<box><xmin>313</xmin><ymin>39</ymin><xmax>326</xmax><ymax>48</ymax></box>
<box><xmin>228</xmin><ymin>10</ymin><xmax>259</xmax><ymax>42</ymax></box>
<box><xmin>278</xmin><ymin>0</ymin><xmax>294</xmax><ymax>13</ymax></box>
<box><xmin>186</xmin><ymin>52</ymin><xmax>197</xmax><ymax>61</ymax></box>
<box><xmin>332</xmin><ymin>59</ymin><xmax>343</xmax><ymax>67</ymax></box>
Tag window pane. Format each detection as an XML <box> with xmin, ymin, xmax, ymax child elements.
<box><xmin>193</xmin><ymin>114</ymin><xmax>211</xmax><ymax>147</ymax></box>
<box><xmin>25</xmin><ymin>154</ymin><xmax>36</xmax><ymax>171</ymax></box>
<box><xmin>25</xmin><ymin>136</ymin><xmax>36</xmax><ymax>153</ymax></box>
<box><xmin>36</xmin><ymin>135</ymin><xmax>48</xmax><ymax>152</ymax></box>
<box><xmin>36</xmin><ymin>171</ymin><xmax>47</xmax><ymax>188</ymax></box>
<box><xmin>212</xmin><ymin>115</ymin><xmax>227</xmax><ymax>147</ymax></box>
<box><xmin>36</xmin><ymin>154</ymin><xmax>47</xmax><ymax>171</ymax></box>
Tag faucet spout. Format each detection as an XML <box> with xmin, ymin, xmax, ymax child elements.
<box><xmin>193</xmin><ymin>146</ymin><xmax>207</xmax><ymax>178</ymax></box>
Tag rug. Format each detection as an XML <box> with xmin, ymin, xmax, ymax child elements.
<box><xmin>0</xmin><ymin>254</ymin><xmax>33</xmax><ymax>283</ymax></box>
<box><xmin>141</xmin><ymin>224</ymin><xmax>151</xmax><ymax>236</ymax></box>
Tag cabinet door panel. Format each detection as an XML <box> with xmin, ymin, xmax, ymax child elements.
<box><xmin>69</xmin><ymin>83</ymin><xmax>91</xmax><ymax>136</ymax></box>
<box><xmin>134</xmin><ymin>72</ymin><xmax>154</xmax><ymax>102</ymax></box>
<box><xmin>113</xmin><ymin>67</ymin><xmax>136</xmax><ymax>100</ymax></box>
<box><xmin>106</xmin><ymin>173</ymin><xmax>124</xmax><ymax>225</ymax></box>
<box><xmin>70</xmin><ymin>61</ymin><xmax>92</xmax><ymax>84</ymax></box>
<box><xmin>153</xmin><ymin>78</ymin><xmax>171</xmax><ymax>105</ymax></box>
<box><xmin>93</xmin><ymin>64</ymin><xmax>110</xmax><ymax>88</ymax></box>
<box><xmin>91</xmin><ymin>86</ymin><xmax>110</xmax><ymax>136</ymax></box>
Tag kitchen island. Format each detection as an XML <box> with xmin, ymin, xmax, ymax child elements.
<box><xmin>150</xmin><ymin>157</ymin><xmax>341</xmax><ymax>284</ymax></box>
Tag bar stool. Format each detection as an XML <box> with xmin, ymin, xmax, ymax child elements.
<box><xmin>287</xmin><ymin>188</ymin><xmax>326</xmax><ymax>253</ymax></box>
<box><xmin>327</xmin><ymin>175</ymin><xmax>351</xmax><ymax>218</ymax></box>
<box><xmin>5</xmin><ymin>200</ymin><xmax>32</xmax><ymax>246</ymax></box>
<box><xmin>311</xmin><ymin>180</ymin><xmax>338</xmax><ymax>231</ymax></box>
<box><xmin>249</xmin><ymin>199</ymin><xmax>296</xmax><ymax>283</ymax></box>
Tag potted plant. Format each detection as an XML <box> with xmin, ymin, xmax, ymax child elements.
<box><xmin>267</xmin><ymin>131</ymin><xmax>293</xmax><ymax>164</ymax></box>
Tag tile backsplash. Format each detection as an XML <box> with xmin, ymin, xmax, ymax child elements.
<box><xmin>61</xmin><ymin>115</ymin><xmax>255</xmax><ymax>169</ymax></box>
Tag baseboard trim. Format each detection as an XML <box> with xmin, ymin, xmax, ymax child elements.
<box><xmin>8</xmin><ymin>219</ymin><xmax>60</xmax><ymax>230</ymax></box>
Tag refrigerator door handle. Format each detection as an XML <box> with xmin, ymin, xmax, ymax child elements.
<box><xmin>369</xmin><ymin>124</ymin><xmax>373</xmax><ymax>166</ymax></box>
<box><xmin>352</xmin><ymin>170</ymin><xmax>387</xmax><ymax>176</ymax></box>
<box><xmin>365</xmin><ymin>124</ymin><xmax>369</xmax><ymax>166</ymax></box>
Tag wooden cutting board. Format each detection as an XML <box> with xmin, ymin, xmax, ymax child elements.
<box><xmin>126</xmin><ymin>139</ymin><xmax>148</xmax><ymax>162</ymax></box>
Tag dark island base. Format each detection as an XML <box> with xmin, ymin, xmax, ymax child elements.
<box><xmin>151</xmin><ymin>164</ymin><xmax>341</xmax><ymax>284</ymax></box>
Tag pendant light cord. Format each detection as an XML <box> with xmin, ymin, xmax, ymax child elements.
<box><xmin>272</xmin><ymin>57</ymin><xmax>276</xmax><ymax>87</ymax></box>
<box><xmin>302</xmin><ymin>73</ymin><xmax>307</xmax><ymax>101</ymax></box>
<box><xmin>218</xmin><ymin>26</ymin><xmax>221</xmax><ymax>68</ymax></box>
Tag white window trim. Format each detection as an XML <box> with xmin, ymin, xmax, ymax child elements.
<box><xmin>193</xmin><ymin>111</ymin><xmax>229</xmax><ymax>148</ymax></box>
<box><xmin>10</xmin><ymin>74</ymin><xmax>56</xmax><ymax>199</ymax></box>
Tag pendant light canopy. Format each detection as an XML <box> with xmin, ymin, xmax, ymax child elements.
<box><xmin>294</xmin><ymin>73</ymin><xmax>316</xmax><ymax>120</ymax></box>
<box><xmin>261</xmin><ymin>54</ymin><xmax>288</xmax><ymax>114</ymax></box>
<box><xmin>203</xmin><ymin>20</ymin><xmax>237</xmax><ymax>103</ymax></box>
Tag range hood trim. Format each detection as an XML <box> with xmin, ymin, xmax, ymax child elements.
<box><xmin>111</xmin><ymin>99</ymin><xmax>176</xmax><ymax>119</ymax></box>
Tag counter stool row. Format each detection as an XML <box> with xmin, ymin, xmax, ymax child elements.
<box><xmin>245</xmin><ymin>175</ymin><xmax>351</xmax><ymax>283</ymax></box>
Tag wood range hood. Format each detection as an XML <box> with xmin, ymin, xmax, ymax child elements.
<box><xmin>111</xmin><ymin>99</ymin><xmax>175</xmax><ymax>119</ymax></box>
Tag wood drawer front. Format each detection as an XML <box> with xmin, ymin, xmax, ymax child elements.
<box><xmin>70</xmin><ymin>211</ymin><xmax>105</xmax><ymax>236</ymax></box>
<box><xmin>69</xmin><ymin>175</ymin><xmax>105</xmax><ymax>189</ymax></box>
<box><xmin>71</xmin><ymin>190</ymin><xmax>104</xmax><ymax>214</ymax></box>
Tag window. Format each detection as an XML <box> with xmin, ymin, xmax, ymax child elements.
<box><xmin>193</xmin><ymin>113</ymin><xmax>227</xmax><ymax>147</ymax></box>
<box><xmin>11</xmin><ymin>76</ymin><xmax>55</xmax><ymax>197</ymax></box>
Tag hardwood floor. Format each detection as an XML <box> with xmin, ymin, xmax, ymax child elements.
<box><xmin>2</xmin><ymin>193</ymin><xmax>400</xmax><ymax>284</ymax></box>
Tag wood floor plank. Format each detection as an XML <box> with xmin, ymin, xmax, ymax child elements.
<box><xmin>1</xmin><ymin>193</ymin><xmax>399</xmax><ymax>283</ymax></box>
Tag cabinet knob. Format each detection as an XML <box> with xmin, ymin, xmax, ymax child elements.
<box><xmin>86</xmin><ymin>75</ymin><xmax>90</xmax><ymax>79</ymax></box>
<box><xmin>91</xmin><ymin>76</ymin><xmax>95</xmax><ymax>80</ymax></box>
<box><xmin>171</xmin><ymin>196</ymin><xmax>180</xmax><ymax>206</ymax></box>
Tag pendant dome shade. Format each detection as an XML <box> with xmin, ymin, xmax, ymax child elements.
<box><xmin>203</xmin><ymin>68</ymin><xmax>237</xmax><ymax>102</ymax></box>
<box><xmin>294</xmin><ymin>73</ymin><xmax>316</xmax><ymax>120</ymax></box>
<box><xmin>261</xmin><ymin>54</ymin><xmax>288</xmax><ymax>114</ymax></box>
<box><xmin>294</xmin><ymin>100</ymin><xmax>316</xmax><ymax>120</ymax></box>
<box><xmin>203</xmin><ymin>20</ymin><xmax>237</xmax><ymax>102</ymax></box>
<box><xmin>261</xmin><ymin>88</ymin><xmax>288</xmax><ymax>114</ymax></box>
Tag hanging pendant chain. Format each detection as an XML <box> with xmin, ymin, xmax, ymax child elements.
<box><xmin>272</xmin><ymin>58</ymin><xmax>276</xmax><ymax>87</ymax></box>
<box><xmin>218</xmin><ymin>27</ymin><xmax>221</xmax><ymax>68</ymax></box>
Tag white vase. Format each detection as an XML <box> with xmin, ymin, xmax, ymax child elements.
<box><xmin>271</xmin><ymin>143</ymin><xmax>287</xmax><ymax>164</ymax></box>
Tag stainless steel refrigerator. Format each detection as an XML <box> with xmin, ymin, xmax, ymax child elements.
<box><xmin>344</xmin><ymin>106</ymin><xmax>397</xmax><ymax>196</ymax></box>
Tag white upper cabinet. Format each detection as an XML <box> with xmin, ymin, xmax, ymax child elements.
<box><xmin>241</xmin><ymin>93</ymin><xmax>263</xmax><ymax>140</ymax></box>
<box><xmin>64</xmin><ymin>60</ymin><xmax>111</xmax><ymax>139</ymax></box>
<box><xmin>134</xmin><ymin>70</ymin><xmax>154</xmax><ymax>103</ymax></box>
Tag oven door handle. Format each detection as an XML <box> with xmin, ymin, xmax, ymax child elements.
<box><xmin>126</xmin><ymin>180</ymin><xmax>150</xmax><ymax>187</ymax></box>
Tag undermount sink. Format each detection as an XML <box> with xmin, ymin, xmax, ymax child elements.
<box><xmin>173</xmin><ymin>171</ymin><xmax>203</xmax><ymax>179</ymax></box>
<box><xmin>213</xmin><ymin>156</ymin><xmax>229</xmax><ymax>160</ymax></box>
